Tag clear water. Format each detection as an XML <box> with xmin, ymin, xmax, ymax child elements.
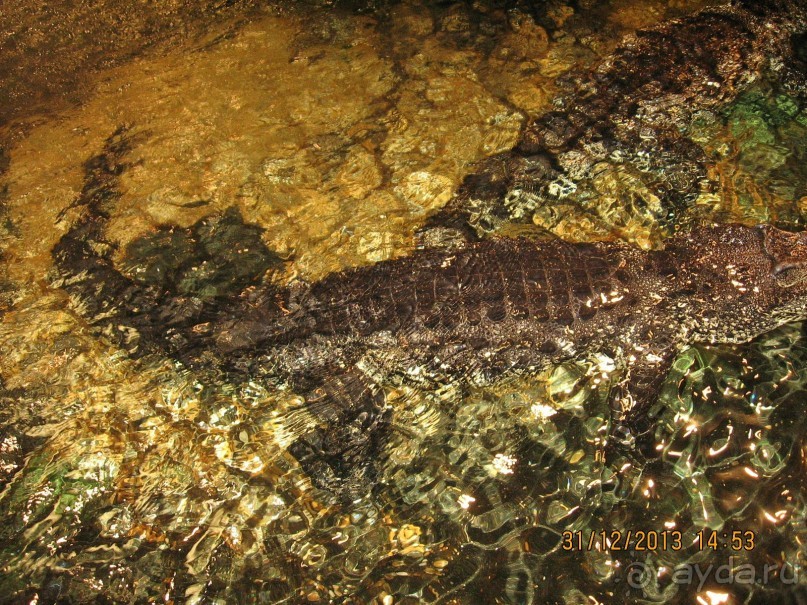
<box><xmin>0</xmin><ymin>1</ymin><xmax>805</xmax><ymax>603</ymax></box>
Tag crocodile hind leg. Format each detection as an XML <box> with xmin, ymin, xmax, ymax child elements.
<box><xmin>287</xmin><ymin>368</ymin><xmax>391</xmax><ymax>502</ymax></box>
<box><xmin>607</xmin><ymin>345</ymin><xmax>678</xmax><ymax>460</ymax></box>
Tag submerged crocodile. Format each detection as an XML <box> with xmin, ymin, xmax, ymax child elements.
<box><xmin>426</xmin><ymin>0</ymin><xmax>807</xmax><ymax>238</ymax></box>
<box><xmin>52</xmin><ymin>128</ymin><xmax>807</xmax><ymax>499</ymax></box>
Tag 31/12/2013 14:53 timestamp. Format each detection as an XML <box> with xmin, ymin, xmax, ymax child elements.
<box><xmin>561</xmin><ymin>530</ymin><xmax>756</xmax><ymax>552</ymax></box>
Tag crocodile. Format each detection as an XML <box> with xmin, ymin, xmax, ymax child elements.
<box><xmin>424</xmin><ymin>0</ymin><xmax>807</xmax><ymax>239</ymax></box>
<box><xmin>52</xmin><ymin>127</ymin><xmax>807</xmax><ymax>499</ymax></box>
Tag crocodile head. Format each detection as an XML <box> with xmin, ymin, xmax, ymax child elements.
<box><xmin>760</xmin><ymin>224</ymin><xmax>807</xmax><ymax>322</ymax></box>
<box><xmin>674</xmin><ymin>225</ymin><xmax>807</xmax><ymax>343</ymax></box>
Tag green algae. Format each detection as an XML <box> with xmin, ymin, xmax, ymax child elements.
<box><xmin>717</xmin><ymin>85</ymin><xmax>807</xmax><ymax>219</ymax></box>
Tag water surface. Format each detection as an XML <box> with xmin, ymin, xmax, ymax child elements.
<box><xmin>0</xmin><ymin>1</ymin><xmax>806</xmax><ymax>603</ymax></box>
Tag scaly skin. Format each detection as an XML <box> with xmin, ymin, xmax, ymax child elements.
<box><xmin>425</xmin><ymin>0</ymin><xmax>807</xmax><ymax>237</ymax></box>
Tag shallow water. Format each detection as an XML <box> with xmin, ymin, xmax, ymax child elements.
<box><xmin>1</xmin><ymin>1</ymin><xmax>806</xmax><ymax>604</ymax></box>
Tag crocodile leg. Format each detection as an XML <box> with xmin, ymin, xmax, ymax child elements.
<box><xmin>608</xmin><ymin>344</ymin><xmax>679</xmax><ymax>459</ymax></box>
<box><xmin>287</xmin><ymin>368</ymin><xmax>391</xmax><ymax>502</ymax></box>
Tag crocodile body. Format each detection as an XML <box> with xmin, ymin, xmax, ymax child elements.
<box><xmin>426</xmin><ymin>0</ymin><xmax>807</xmax><ymax>237</ymax></box>
<box><xmin>52</xmin><ymin>129</ymin><xmax>807</xmax><ymax>498</ymax></box>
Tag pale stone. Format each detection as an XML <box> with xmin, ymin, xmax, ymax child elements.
<box><xmin>396</xmin><ymin>171</ymin><xmax>454</xmax><ymax>212</ymax></box>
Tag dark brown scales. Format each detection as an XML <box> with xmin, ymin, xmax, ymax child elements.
<box><xmin>426</xmin><ymin>0</ymin><xmax>807</xmax><ymax>237</ymax></box>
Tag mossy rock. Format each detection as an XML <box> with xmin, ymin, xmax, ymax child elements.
<box><xmin>123</xmin><ymin>207</ymin><xmax>283</xmax><ymax>299</ymax></box>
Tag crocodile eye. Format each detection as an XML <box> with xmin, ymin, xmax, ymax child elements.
<box><xmin>773</xmin><ymin>262</ymin><xmax>807</xmax><ymax>288</ymax></box>
<box><xmin>486</xmin><ymin>304</ymin><xmax>507</xmax><ymax>322</ymax></box>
